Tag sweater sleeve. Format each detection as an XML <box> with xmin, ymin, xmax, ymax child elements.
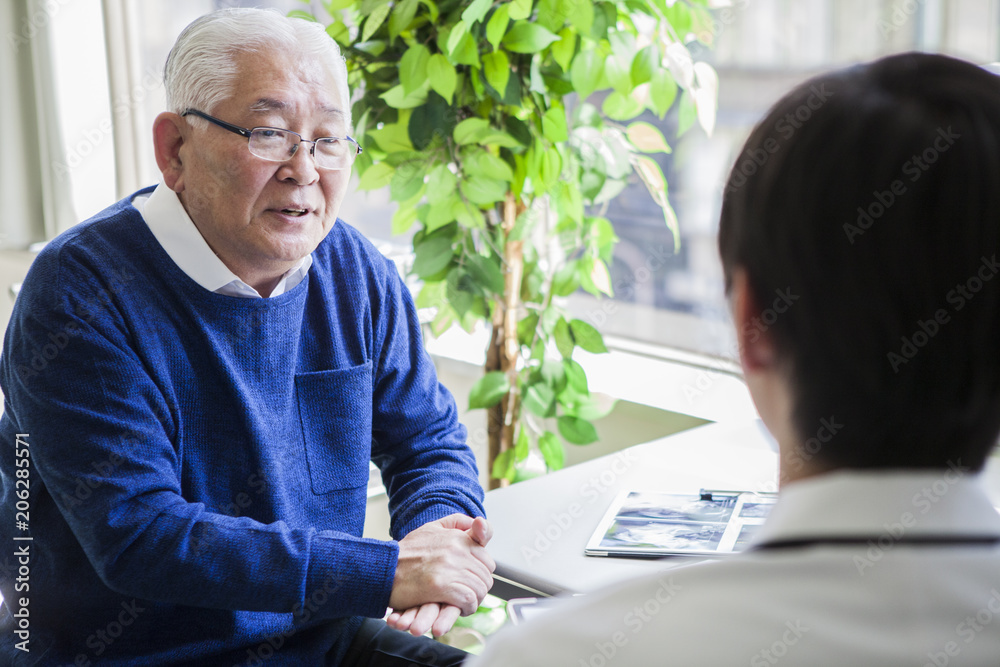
<box><xmin>368</xmin><ymin>258</ymin><xmax>486</xmax><ymax>540</ymax></box>
<box><xmin>1</xmin><ymin>244</ymin><xmax>396</xmax><ymax>621</ymax></box>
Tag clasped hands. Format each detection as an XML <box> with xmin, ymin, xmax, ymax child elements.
<box><xmin>387</xmin><ymin>514</ymin><xmax>495</xmax><ymax>638</ymax></box>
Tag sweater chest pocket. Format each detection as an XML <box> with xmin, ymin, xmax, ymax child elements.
<box><xmin>295</xmin><ymin>363</ymin><xmax>373</xmax><ymax>494</ymax></box>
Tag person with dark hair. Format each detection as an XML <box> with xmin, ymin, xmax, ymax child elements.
<box><xmin>470</xmin><ymin>51</ymin><xmax>1000</xmax><ymax>666</ymax></box>
<box><xmin>0</xmin><ymin>8</ymin><xmax>491</xmax><ymax>666</ymax></box>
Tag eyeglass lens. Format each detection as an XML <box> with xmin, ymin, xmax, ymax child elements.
<box><xmin>248</xmin><ymin>129</ymin><xmax>355</xmax><ymax>169</ymax></box>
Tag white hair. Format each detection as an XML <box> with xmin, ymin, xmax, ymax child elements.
<box><xmin>164</xmin><ymin>8</ymin><xmax>350</xmax><ymax>125</ymax></box>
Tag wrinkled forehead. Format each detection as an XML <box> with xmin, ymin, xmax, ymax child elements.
<box><xmin>226</xmin><ymin>48</ymin><xmax>349</xmax><ymax>119</ymax></box>
<box><xmin>247</xmin><ymin>96</ymin><xmax>348</xmax><ymax>122</ymax></box>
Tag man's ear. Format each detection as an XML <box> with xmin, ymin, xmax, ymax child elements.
<box><xmin>730</xmin><ymin>268</ymin><xmax>778</xmax><ymax>373</ymax></box>
<box><xmin>153</xmin><ymin>112</ymin><xmax>187</xmax><ymax>192</ymax></box>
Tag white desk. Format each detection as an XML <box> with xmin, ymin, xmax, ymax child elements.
<box><xmin>483</xmin><ymin>420</ymin><xmax>779</xmax><ymax>599</ymax></box>
<box><xmin>484</xmin><ymin>420</ymin><xmax>1000</xmax><ymax>600</ymax></box>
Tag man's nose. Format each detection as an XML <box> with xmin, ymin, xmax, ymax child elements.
<box><xmin>279</xmin><ymin>140</ymin><xmax>320</xmax><ymax>184</ymax></box>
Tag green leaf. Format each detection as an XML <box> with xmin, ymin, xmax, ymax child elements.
<box><xmin>662</xmin><ymin>198</ymin><xmax>681</xmax><ymax>251</ymax></box>
<box><xmin>469</xmin><ymin>370</ymin><xmax>511</xmax><ymax>409</ymax></box>
<box><xmin>551</xmin><ymin>27</ymin><xmax>576</xmax><ymax>71</ymax></box>
<box><xmin>427</xmin><ymin>54</ymin><xmax>458</xmax><ymax>103</ymax></box>
<box><xmin>538</xmin><ymin>431</ymin><xmax>564</xmax><ymax>470</ymax></box>
<box><xmin>554</xmin><ymin>180</ymin><xmax>584</xmax><ymax>223</ymax></box>
<box><xmin>391</xmin><ymin>201</ymin><xmax>418</xmax><ymax>235</ymax></box>
<box><xmin>479</xmin><ymin>129</ymin><xmax>523</xmax><ymax>148</ymax></box>
<box><xmin>454</xmin><ymin>118</ymin><xmax>490</xmax><ymax>145</ymax></box>
<box><xmin>409</xmin><ymin>92</ymin><xmax>454</xmax><ymax>150</ymax></box>
<box><xmin>542</xmin><ymin>106</ymin><xmax>568</xmax><ymax>143</ymax></box>
<box><xmin>390</xmin><ymin>163</ymin><xmax>425</xmax><ymax>202</ymax></box>
<box><xmin>649</xmin><ymin>69</ymin><xmax>678</xmax><ymax>118</ymax></box>
<box><xmin>483</xmin><ymin>51</ymin><xmax>511</xmax><ymax>96</ymax></box>
<box><xmin>539</xmin><ymin>359</ymin><xmax>566</xmax><ymax>389</ymax></box>
<box><xmin>602</xmin><ymin>91</ymin><xmax>644</xmax><ymax>121</ymax></box>
<box><xmin>381</xmin><ymin>83</ymin><xmax>429</xmax><ymax>109</ymax></box>
<box><xmin>491</xmin><ymin>449</ymin><xmax>517</xmax><ymax>482</ymax></box>
<box><xmin>452</xmin><ymin>199</ymin><xmax>485</xmax><ymax>228</ymax></box>
<box><xmin>530</xmin><ymin>337</ymin><xmax>545</xmax><ymax>361</ymax></box>
<box><xmin>389</xmin><ymin>0</ymin><xmax>419</xmax><ymax>38</ymax></box>
<box><xmin>446</xmin><ymin>20</ymin><xmax>470</xmax><ymax>55</ymax></box>
<box><xmin>538</xmin><ymin>146</ymin><xmax>562</xmax><ymax>191</ymax></box>
<box><xmin>588</xmin><ymin>216</ymin><xmax>617</xmax><ymax>249</ymax></box>
<box><xmin>567</xmin><ymin>0</ymin><xmax>593</xmax><ymax>34</ymax></box>
<box><xmin>678</xmin><ymin>89</ymin><xmax>697</xmax><ymax>135</ymax></box>
<box><xmin>551</xmin><ymin>260</ymin><xmax>580</xmax><ymax>296</ymax></box>
<box><xmin>604</xmin><ymin>52</ymin><xmax>632</xmax><ymax>95</ymax></box>
<box><xmin>569</xmin><ymin>318</ymin><xmax>607</xmax><ymax>353</ymax></box>
<box><xmin>554</xmin><ymin>316</ymin><xmax>574</xmax><ymax>358</ymax></box>
<box><xmin>460</xmin><ymin>176</ymin><xmax>508</xmax><ymax>205</ymax></box>
<box><xmin>462</xmin><ymin>0</ymin><xmax>493</xmax><ymax>25</ymax></box>
<box><xmin>426</xmin><ymin>164</ymin><xmax>458</xmax><ymax>204</ymax></box>
<box><xmin>368</xmin><ymin>122</ymin><xmax>414</xmax><ymax>153</ymax></box>
<box><xmin>631</xmin><ymin>45</ymin><xmax>659</xmax><ymax>87</ymax></box>
<box><xmin>400</xmin><ymin>43</ymin><xmax>431</xmax><ymax>94</ymax></box>
<box><xmin>412</xmin><ymin>236</ymin><xmax>453</xmax><ymax>278</ymax></box>
<box><xmin>505</xmin><ymin>115</ymin><xmax>532</xmax><ymax>146</ymax></box>
<box><xmin>517</xmin><ymin>312</ymin><xmax>539</xmax><ymax>346</ymax></box>
<box><xmin>425</xmin><ymin>196</ymin><xmax>459</xmax><ymax>232</ymax></box>
<box><xmin>563</xmin><ymin>358</ymin><xmax>589</xmax><ymax>393</ymax></box>
<box><xmin>416</xmin><ymin>279</ymin><xmax>446</xmax><ymax>310</ymax></box>
<box><xmin>446</xmin><ymin>266</ymin><xmax>476</xmax><ymax>318</ymax></box>
<box><xmin>491</xmin><ymin>447</ymin><xmax>516</xmax><ymax>480</ymax></box>
<box><xmin>327</xmin><ymin>22</ymin><xmax>350</xmax><ymax>44</ymax></box>
<box><xmin>524</xmin><ymin>383</ymin><xmax>555</xmax><ymax>417</ymax></box>
<box><xmin>569</xmin><ymin>394</ymin><xmax>617</xmax><ymax>420</ymax></box>
<box><xmin>514</xmin><ymin>427</ymin><xmax>530</xmax><ymax>461</ymax></box>
<box><xmin>502</xmin><ymin>21</ymin><xmax>560</xmax><ymax>53</ymax></box>
<box><xmin>557</xmin><ymin>415</ymin><xmax>598</xmax><ymax>444</ymax></box>
<box><xmin>358</xmin><ymin>162</ymin><xmax>394</xmax><ymax>191</ymax></box>
<box><xmin>362</xmin><ymin>1</ymin><xmax>391</xmax><ymax>41</ymax></box>
<box><xmin>589</xmin><ymin>257</ymin><xmax>612</xmax><ymax>296</ymax></box>
<box><xmin>534</xmin><ymin>0</ymin><xmax>563</xmax><ymax>32</ymax></box>
<box><xmin>570</xmin><ymin>49</ymin><xmax>603</xmax><ymax>100</ymax></box>
<box><xmin>627</xmin><ymin>122</ymin><xmax>672</xmax><ymax>154</ymax></box>
<box><xmin>418</xmin><ymin>0</ymin><xmax>440</xmax><ymax>22</ymax></box>
<box><xmin>590</xmin><ymin>1</ymin><xmax>615</xmax><ymax>40</ymax></box>
<box><xmin>508</xmin><ymin>0</ymin><xmax>533</xmax><ymax>21</ymax></box>
<box><xmin>454</xmin><ymin>118</ymin><xmax>522</xmax><ymax>149</ymax></box>
<box><xmin>486</xmin><ymin>4</ymin><xmax>511</xmax><ymax>48</ymax></box>
<box><xmin>450</xmin><ymin>30</ymin><xmax>481</xmax><ymax>67</ymax></box>
<box><xmin>464</xmin><ymin>253</ymin><xmax>505</xmax><ymax>294</ymax></box>
<box><xmin>464</xmin><ymin>149</ymin><xmax>515</xmax><ymax>182</ymax></box>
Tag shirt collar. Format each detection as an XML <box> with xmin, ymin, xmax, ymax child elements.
<box><xmin>132</xmin><ymin>181</ymin><xmax>312</xmax><ymax>298</ymax></box>
<box><xmin>754</xmin><ymin>468</ymin><xmax>1000</xmax><ymax>546</ymax></box>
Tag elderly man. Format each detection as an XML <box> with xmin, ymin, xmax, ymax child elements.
<box><xmin>471</xmin><ymin>52</ymin><xmax>1000</xmax><ymax>665</ymax></box>
<box><xmin>0</xmin><ymin>8</ymin><xmax>491</xmax><ymax>666</ymax></box>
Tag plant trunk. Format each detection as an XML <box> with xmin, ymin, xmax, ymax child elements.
<box><xmin>486</xmin><ymin>193</ymin><xmax>525</xmax><ymax>490</ymax></box>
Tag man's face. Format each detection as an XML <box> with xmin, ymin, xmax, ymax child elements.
<box><xmin>174</xmin><ymin>48</ymin><xmax>351</xmax><ymax>286</ymax></box>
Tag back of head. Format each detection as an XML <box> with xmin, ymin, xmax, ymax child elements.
<box><xmin>719</xmin><ymin>53</ymin><xmax>1000</xmax><ymax>471</ymax></box>
<box><xmin>164</xmin><ymin>7</ymin><xmax>349</xmax><ymax>121</ymax></box>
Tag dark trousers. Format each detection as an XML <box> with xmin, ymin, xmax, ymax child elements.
<box><xmin>339</xmin><ymin>618</ymin><xmax>470</xmax><ymax>667</ymax></box>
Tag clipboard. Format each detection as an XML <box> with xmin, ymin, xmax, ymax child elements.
<box><xmin>584</xmin><ymin>489</ymin><xmax>778</xmax><ymax>558</ymax></box>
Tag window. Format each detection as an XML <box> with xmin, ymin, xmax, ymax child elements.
<box><xmin>30</xmin><ymin>0</ymin><xmax>1000</xmax><ymax>364</ymax></box>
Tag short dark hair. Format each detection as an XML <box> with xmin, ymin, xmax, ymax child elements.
<box><xmin>719</xmin><ymin>52</ymin><xmax>1000</xmax><ymax>471</ymax></box>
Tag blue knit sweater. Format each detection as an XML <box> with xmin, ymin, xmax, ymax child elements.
<box><xmin>0</xmin><ymin>189</ymin><xmax>485</xmax><ymax>665</ymax></box>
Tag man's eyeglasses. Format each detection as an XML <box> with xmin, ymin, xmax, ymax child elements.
<box><xmin>181</xmin><ymin>109</ymin><xmax>362</xmax><ymax>171</ymax></box>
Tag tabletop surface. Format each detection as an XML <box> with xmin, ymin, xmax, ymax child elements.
<box><xmin>483</xmin><ymin>420</ymin><xmax>781</xmax><ymax>598</ymax></box>
<box><xmin>484</xmin><ymin>420</ymin><xmax>1000</xmax><ymax>600</ymax></box>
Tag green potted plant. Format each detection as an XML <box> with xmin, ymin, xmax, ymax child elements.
<box><xmin>295</xmin><ymin>0</ymin><xmax>718</xmax><ymax>488</ymax></box>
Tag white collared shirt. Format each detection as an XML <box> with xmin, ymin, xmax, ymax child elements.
<box><xmin>132</xmin><ymin>182</ymin><xmax>312</xmax><ymax>298</ymax></box>
<box><xmin>470</xmin><ymin>470</ymin><xmax>1000</xmax><ymax>666</ymax></box>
